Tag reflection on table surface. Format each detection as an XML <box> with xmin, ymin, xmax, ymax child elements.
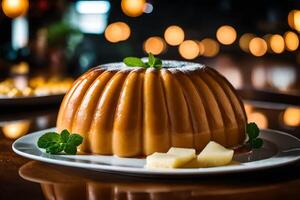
<box><xmin>18</xmin><ymin>161</ymin><xmax>300</xmax><ymax>200</ymax></box>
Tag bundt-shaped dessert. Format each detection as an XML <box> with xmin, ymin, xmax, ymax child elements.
<box><xmin>57</xmin><ymin>60</ymin><xmax>247</xmax><ymax>157</ymax></box>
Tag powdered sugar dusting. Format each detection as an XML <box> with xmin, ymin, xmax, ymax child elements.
<box><xmin>94</xmin><ymin>60</ymin><xmax>205</xmax><ymax>73</ymax></box>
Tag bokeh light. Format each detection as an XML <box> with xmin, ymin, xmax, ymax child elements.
<box><xmin>198</xmin><ymin>41</ymin><xmax>205</xmax><ymax>55</ymax></box>
<box><xmin>249</xmin><ymin>37</ymin><xmax>267</xmax><ymax>57</ymax></box>
<box><xmin>144</xmin><ymin>37</ymin><xmax>166</xmax><ymax>55</ymax></box>
<box><xmin>267</xmin><ymin>66</ymin><xmax>296</xmax><ymax>91</ymax></box>
<box><xmin>263</xmin><ymin>34</ymin><xmax>272</xmax><ymax>52</ymax></box>
<box><xmin>218</xmin><ymin>66</ymin><xmax>243</xmax><ymax>89</ymax></box>
<box><xmin>201</xmin><ymin>38</ymin><xmax>220</xmax><ymax>57</ymax></box>
<box><xmin>178</xmin><ymin>40</ymin><xmax>199</xmax><ymax>60</ymax></box>
<box><xmin>239</xmin><ymin>33</ymin><xmax>255</xmax><ymax>52</ymax></box>
<box><xmin>270</xmin><ymin>34</ymin><xmax>285</xmax><ymax>53</ymax></box>
<box><xmin>143</xmin><ymin>3</ymin><xmax>153</xmax><ymax>13</ymax></box>
<box><xmin>283</xmin><ymin>107</ymin><xmax>300</xmax><ymax>127</ymax></box>
<box><xmin>252</xmin><ymin>65</ymin><xmax>267</xmax><ymax>89</ymax></box>
<box><xmin>284</xmin><ymin>31</ymin><xmax>299</xmax><ymax>51</ymax></box>
<box><xmin>288</xmin><ymin>10</ymin><xmax>300</xmax><ymax>31</ymax></box>
<box><xmin>104</xmin><ymin>22</ymin><xmax>131</xmax><ymax>43</ymax></box>
<box><xmin>214</xmin><ymin>56</ymin><xmax>243</xmax><ymax>89</ymax></box>
<box><xmin>121</xmin><ymin>0</ymin><xmax>145</xmax><ymax>17</ymax></box>
<box><xmin>248</xmin><ymin>112</ymin><xmax>268</xmax><ymax>129</ymax></box>
<box><xmin>2</xmin><ymin>120</ymin><xmax>31</xmax><ymax>139</ymax></box>
<box><xmin>244</xmin><ymin>104</ymin><xmax>253</xmax><ymax>116</ymax></box>
<box><xmin>216</xmin><ymin>25</ymin><xmax>237</xmax><ymax>45</ymax></box>
<box><xmin>11</xmin><ymin>62</ymin><xmax>29</xmax><ymax>74</ymax></box>
<box><xmin>2</xmin><ymin>0</ymin><xmax>29</xmax><ymax>18</ymax></box>
<box><xmin>164</xmin><ymin>25</ymin><xmax>185</xmax><ymax>46</ymax></box>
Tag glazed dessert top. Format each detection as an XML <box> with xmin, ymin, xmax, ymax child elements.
<box><xmin>97</xmin><ymin>60</ymin><xmax>206</xmax><ymax>73</ymax></box>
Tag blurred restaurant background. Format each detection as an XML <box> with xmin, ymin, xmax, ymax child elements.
<box><xmin>0</xmin><ymin>0</ymin><xmax>299</xmax><ymax>141</ymax></box>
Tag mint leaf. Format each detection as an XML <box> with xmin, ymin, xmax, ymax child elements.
<box><xmin>246</xmin><ymin>122</ymin><xmax>263</xmax><ymax>149</ymax></box>
<box><xmin>123</xmin><ymin>57</ymin><xmax>146</xmax><ymax>67</ymax></box>
<box><xmin>37</xmin><ymin>132</ymin><xmax>60</xmax><ymax>148</ymax></box>
<box><xmin>123</xmin><ymin>54</ymin><xmax>162</xmax><ymax>69</ymax></box>
<box><xmin>148</xmin><ymin>53</ymin><xmax>155</xmax><ymax>67</ymax></box>
<box><xmin>37</xmin><ymin>130</ymin><xmax>83</xmax><ymax>155</ymax></box>
<box><xmin>64</xmin><ymin>143</ymin><xmax>77</xmax><ymax>155</ymax></box>
<box><xmin>251</xmin><ymin>138</ymin><xmax>263</xmax><ymax>149</ymax></box>
<box><xmin>61</xmin><ymin>129</ymin><xmax>70</xmax><ymax>143</ymax></box>
<box><xmin>148</xmin><ymin>53</ymin><xmax>162</xmax><ymax>69</ymax></box>
<box><xmin>246</xmin><ymin>122</ymin><xmax>259</xmax><ymax>139</ymax></box>
<box><xmin>46</xmin><ymin>143</ymin><xmax>63</xmax><ymax>154</ymax></box>
<box><xmin>154</xmin><ymin>57</ymin><xmax>162</xmax><ymax>69</ymax></box>
<box><xmin>67</xmin><ymin>134</ymin><xmax>83</xmax><ymax>146</ymax></box>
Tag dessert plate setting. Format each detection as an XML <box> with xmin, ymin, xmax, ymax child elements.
<box><xmin>13</xmin><ymin>128</ymin><xmax>300</xmax><ymax>177</ymax></box>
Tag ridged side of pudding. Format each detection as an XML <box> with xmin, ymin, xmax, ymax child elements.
<box><xmin>57</xmin><ymin>61</ymin><xmax>247</xmax><ymax>157</ymax></box>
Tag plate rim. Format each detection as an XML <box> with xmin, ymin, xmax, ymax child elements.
<box><xmin>12</xmin><ymin>128</ymin><xmax>300</xmax><ymax>176</ymax></box>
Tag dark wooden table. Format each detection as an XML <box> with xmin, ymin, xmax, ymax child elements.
<box><xmin>0</xmin><ymin>105</ymin><xmax>300</xmax><ymax>200</ymax></box>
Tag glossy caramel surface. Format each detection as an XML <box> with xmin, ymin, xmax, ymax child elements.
<box><xmin>57</xmin><ymin>61</ymin><xmax>247</xmax><ymax>157</ymax></box>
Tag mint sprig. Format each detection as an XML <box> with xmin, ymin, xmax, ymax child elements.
<box><xmin>123</xmin><ymin>57</ymin><xmax>147</xmax><ymax>68</ymax></box>
<box><xmin>123</xmin><ymin>53</ymin><xmax>162</xmax><ymax>69</ymax></box>
<box><xmin>246</xmin><ymin>122</ymin><xmax>263</xmax><ymax>149</ymax></box>
<box><xmin>37</xmin><ymin>129</ymin><xmax>83</xmax><ymax>155</ymax></box>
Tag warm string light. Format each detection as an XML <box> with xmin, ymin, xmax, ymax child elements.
<box><xmin>201</xmin><ymin>38</ymin><xmax>220</xmax><ymax>57</ymax></box>
<box><xmin>283</xmin><ymin>107</ymin><xmax>300</xmax><ymax>127</ymax></box>
<box><xmin>104</xmin><ymin>22</ymin><xmax>131</xmax><ymax>43</ymax></box>
<box><xmin>239</xmin><ymin>33</ymin><xmax>255</xmax><ymax>52</ymax></box>
<box><xmin>263</xmin><ymin>34</ymin><xmax>272</xmax><ymax>53</ymax></box>
<box><xmin>178</xmin><ymin>40</ymin><xmax>199</xmax><ymax>59</ymax></box>
<box><xmin>249</xmin><ymin>37</ymin><xmax>267</xmax><ymax>57</ymax></box>
<box><xmin>3</xmin><ymin>2</ymin><xmax>299</xmax><ymax>59</ymax></box>
<box><xmin>121</xmin><ymin>0</ymin><xmax>145</xmax><ymax>17</ymax></box>
<box><xmin>288</xmin><ymin>10</ymin><xmax>300</xmax><ymax>32</ymax></box>
<box><xmin>270</xmin><ymin>34</ymin><xmax>285</xmax><ymax>54</ymax></box>
<box><xmin>216</xmin><ymin>25</ymin><xmax>237</xmax><ymax>45</ymax></box>
<box><xmin>143</xmin><ymin>37</ymin><xmax>166</xmax><ymax>55</ymax></box>
<box><xmin>284</xmin><ymin>31</ymin><xmax>299</xmax><ymax>51</ymax></box>
<box><xmin>141</xmin><ymin>10</ymin><xmax>300</xmax><ymax>59</ymax></box>
<box><xmin>164</xmin><ymin>25</ymin><xmax>185</xmax><ymax>46</ymax></box>
<box><xmin>2</xmin><ymin>0</ymin><xmax>29</xmax><ymax>18</ymax></box>
<box><xmin>198</xmin><ymin>41</ymin><xmax>205</xmax><ymax>56</ymax></box>
<box><xmin>247</xmin><ymin>112</ymin><xmax>268</xmax><ymax>129</ymax></box>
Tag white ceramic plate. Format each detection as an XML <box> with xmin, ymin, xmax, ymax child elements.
<box><xmin>13</xmin><ymin>128</ymin><xmax>300</xmax><ymax>177</ymax></box>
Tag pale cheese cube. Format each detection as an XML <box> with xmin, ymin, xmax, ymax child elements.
<box><xmin>167</xmin><ymin>147</ymin><xmax>196</xmax><ymax>164</ymax></box>
<box><xmin>197</xmin><ymin>141</ymin><xmax>234</xmax><ymax>167</ymax></box>
<box><xmin>145</xmin><ymin>152</ymin><xmax>182</xmax><ymax>169</ymax></box>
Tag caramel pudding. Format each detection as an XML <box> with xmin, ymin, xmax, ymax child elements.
<box><xmin>57</xmin><ymin>60</ymin><xmax>246</xmax><ymax>157</ymax></box>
